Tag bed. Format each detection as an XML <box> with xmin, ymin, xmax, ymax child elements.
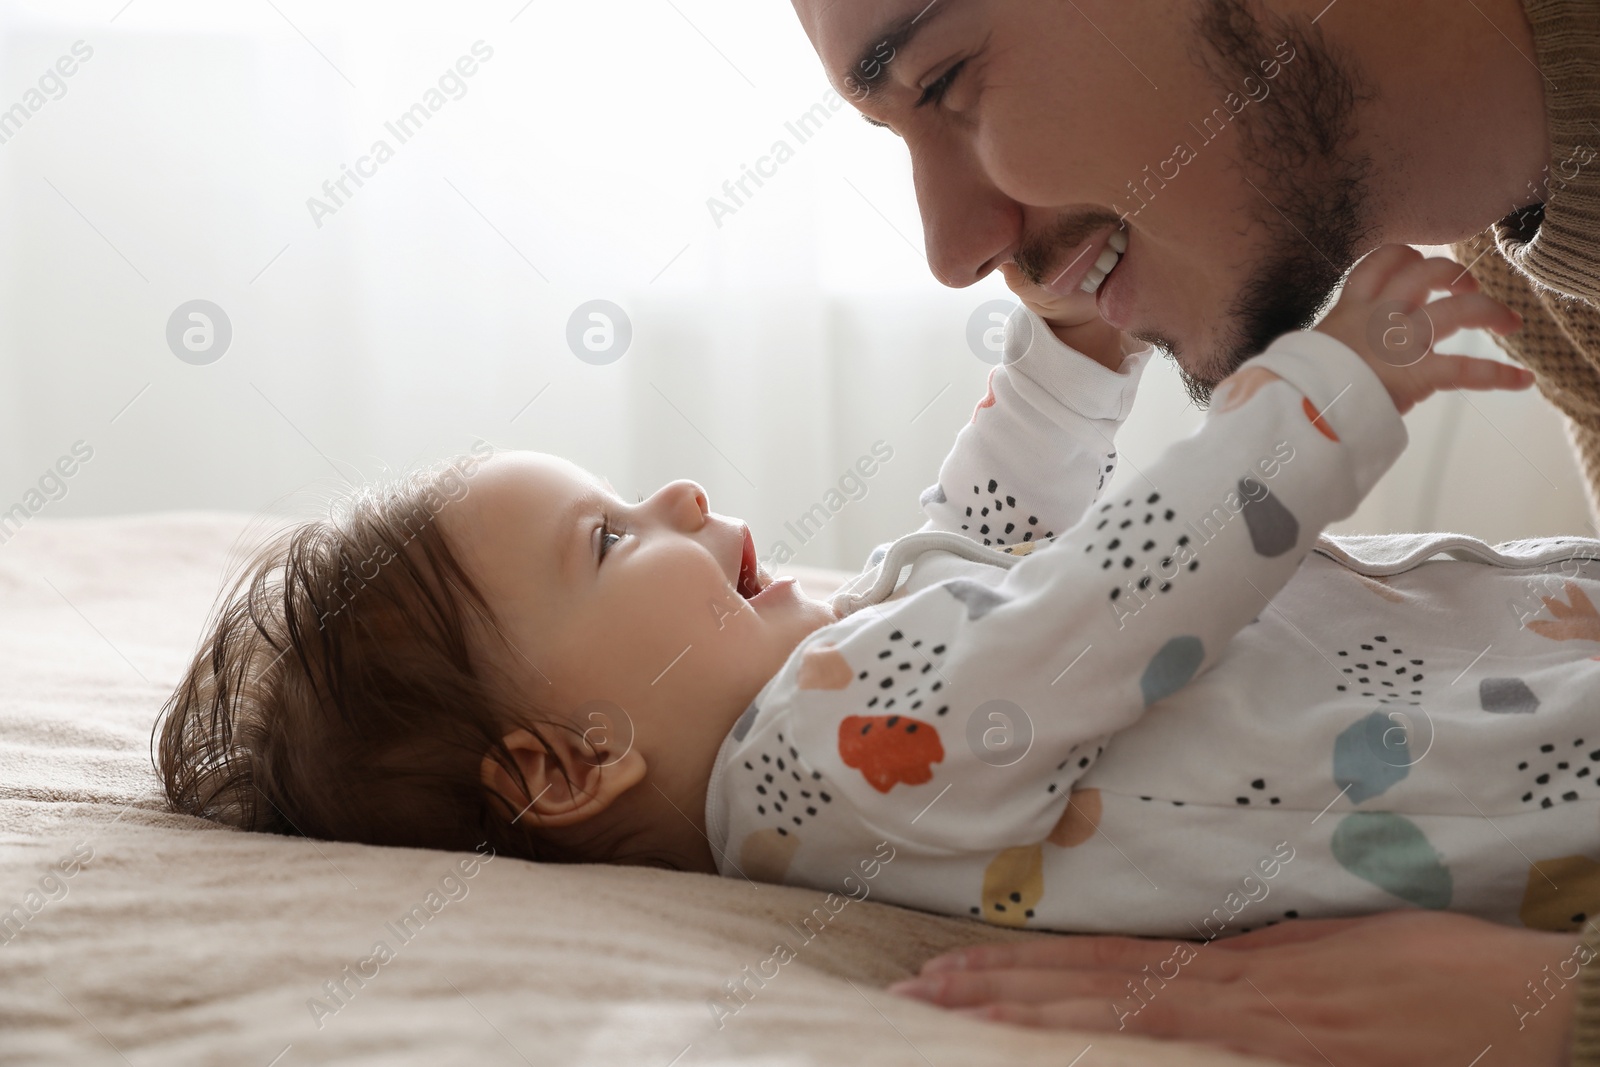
<box><xmin>0</xmin><ymin>512</ymin><xmax>1281</xmax><ymax>1066</ymax></box>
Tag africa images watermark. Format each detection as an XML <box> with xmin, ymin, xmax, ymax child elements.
<box><xmin>0</xmin><ymin>440</ymin><xmax>95</xmax><ymax>548</ymax></box>
<box><xmin>0</xmin><ymin>40</ymin><xmax>94</xmax><ymax>148</ymax></box>
<box><xmin>707</xmin><ymin>841</ymin><xmax>896</xmax><ymax>1030</ymax></box>
<box><xmin>315</xmin><ymin>440</ymin><xmax>494</xmax><ymax>630</ymax></box>
<box><xmin>760</xmin><ymin>440</ymin><xmax>895</xmax><ymax>572</ymax></box>
<box><xmin>306</xmin><ymin>843</ymin><xmax>495</xmax><ymax>1030</ymax></box>
<box><xmin>1111</xmin><ymin>39</ymin><xmax>1298</xmax><ymax>223</ymax></box>
<box><xmin>1111</xmin><ymin>841</ymin><xmax>1297</xmax><ymax>1030</ymax></box>
<box><xmin>306</xmin><ymin>41</ymin><xmax>495</xmax><ymax>229</ymax></box>
<box><xmin>0</xmin><ymin>840</ymin><xmax>95</xmax><ymax>946</ymax></box>
<box><xmin>1109</xmin><ymin>441</ymin><xmax>1297</xmax><ymax>629</ymax></box>
<box><xmin>705</xmin><ymin>85</ymin><xmax>850</xmax><ymax>229</ymax></box>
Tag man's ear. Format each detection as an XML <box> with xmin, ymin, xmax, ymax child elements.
<box><xmin>481</xmin><ymin>726</ymin><xmax>646</xmax><ymax>829</ymax></box>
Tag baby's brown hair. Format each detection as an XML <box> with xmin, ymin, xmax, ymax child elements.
<box><xmin>155</xmin><ymin>458</ymin><xmax>579</xmax><ymax>863</ymax></box>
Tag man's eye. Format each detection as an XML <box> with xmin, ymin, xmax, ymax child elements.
<box><xmin>916</xmin><ymin>58</ymin><xmax>967</xmax><ymax>108</ymax></box>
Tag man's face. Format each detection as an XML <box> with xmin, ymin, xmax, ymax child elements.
<box><xmin>792</xmin><ymin>0</ymin><xmax>1374</xmax><ymax>398</ymax></box>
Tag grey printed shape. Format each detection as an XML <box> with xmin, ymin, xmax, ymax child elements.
<box><xmin>943</xmin><ymin>579</ymin><xmax>1009</xmax><ymax>620</ymax></box>
<box><xmin>1140</xmin><ymin>636</ymin><xmax>1205</xmax><ymax>706</ymax></box>
<box><xmin>1480</xmin><ymin>678</ymin><xmax>1539</xmax><ymax>715</ymax></box>
<box><xmin>731</xmin><ymin>702</ymin><xmax>761</xmax><ymax>741</ymax></box>
<box><xmin>1239</xmin><ymin>477</ymin><xmax>1299</xmax><ymax>557</ymax></box>
<box><xmin>919</xmin><ymin>483</ymin><xmax>947</xmax><ymax>507</ymax></box>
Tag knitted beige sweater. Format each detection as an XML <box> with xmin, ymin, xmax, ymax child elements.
<box><xmin>1448</xmin><ymin>1</ymin><xmax>1600</xmax><ymax>1061</ymax></box>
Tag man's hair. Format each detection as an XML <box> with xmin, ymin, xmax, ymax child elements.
<box><xmin>154</xmin><ymin>464</ymin><xmax>581</xmax><ymax>862</ymax></box>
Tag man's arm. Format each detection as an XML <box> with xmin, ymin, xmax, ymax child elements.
<box><xmin>1450</xmin><ymin>232</ymin><xmax>1600</xmax><ymax>523</ymax></box>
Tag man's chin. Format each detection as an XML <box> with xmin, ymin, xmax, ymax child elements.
<box><xmin>1132</xmin><ymin>328</ymin><xmax>1228</xmax><ymax>407</ymax></box>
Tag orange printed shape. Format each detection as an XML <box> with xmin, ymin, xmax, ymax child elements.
<box><xmin>972</xmin><ymin>368</ymin><xmax>999</xmax><ymax>424</ymax></box>
<box><xmin>1214</xmin><ymin>366</ymin><xmax>1282</xmax><ymax>414</ymax></box>
<box><xmin>797</xmin><ymin>645</ymin><xmax>854</xmax><ymax>690</ymax></box>
<box><xmin>1303</xmin><ymin>396</ymin><xmax>1340</xmax><ymax>442</ymax></box>
<box><xmin>1528</xmin><ymin>582</ymin><xmax>1600</xmax><ymax>644</ymax></box>
<box><xmin>1047</xmin><ymin>789</ymin><xmax>1102</xmax><ymax>848</ymax></box>
<box><xmin>837</xmin><ymin>714</ymin><xmax>944</xmax><ymax>793</ymax></box>
<box><xmin>1352</xmin><ymin>573</ymin><xmax>1408</xmax><ymax>605</ymax></box>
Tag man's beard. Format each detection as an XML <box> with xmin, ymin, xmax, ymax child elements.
<box><xmin>1167</xmin><ymin>0</ymin><xmax>1376</xmax><ymax>405</ymax></box>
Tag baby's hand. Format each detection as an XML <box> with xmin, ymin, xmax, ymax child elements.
<box><xmin>998</xmin><ymin>262</ymin><xmax>1132</xmax><ymax>372</ymax></box>
<box><xmin>1316</xmin><ymin>244</ymin><xmax>1532</xmax><ymax>415</ymax></box>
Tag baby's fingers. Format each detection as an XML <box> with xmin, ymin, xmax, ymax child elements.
<box><xmin>1416</xmin><ymin>291</ymin><xmax>1523</xmax><ymax>346</ymax></box>
<box><xmin>1417</xmin><ymin>352</ymin><xmax>1535</xmax><ymax>396</ymax></box>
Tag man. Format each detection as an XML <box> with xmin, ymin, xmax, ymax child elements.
<box><xmin>790</xmin><ymin>0</ymin><xmax>1600</xmax><ymax>1063</ymax></box>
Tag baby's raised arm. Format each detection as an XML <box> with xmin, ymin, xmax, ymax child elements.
<box><xmin>914</xmin><ymin>307</ymin><xmax>1151</xmax><ymax>551</ymax></box>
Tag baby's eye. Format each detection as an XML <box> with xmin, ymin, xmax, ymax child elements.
<box><xmin>598</xmin><ymin>522</ymin><xmax>624</xmax><ymax>560</ymax></box>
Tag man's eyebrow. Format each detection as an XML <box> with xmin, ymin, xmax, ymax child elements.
<box><xmin>845</xmin><ymin>0</ymin><xmax>952</xmax><ymax>101</ymax></box>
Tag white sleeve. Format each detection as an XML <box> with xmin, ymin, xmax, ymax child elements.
<box><xmin>773</xmin><ymin>330</ymin><xmax>1406</xmax><ymax>854</ymax></box>
<box><xmin>916</xmin><ymin>306</ymin><xmax>1151</xmax><ymax>549</ymax></box>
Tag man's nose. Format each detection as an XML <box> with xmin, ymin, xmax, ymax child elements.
<box><xmin>913</xmin><ymin>142</ymin><xmax>1019</xmax><ymax>288</ymax></box>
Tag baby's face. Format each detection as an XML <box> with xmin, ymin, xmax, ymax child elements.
<box><xmin>444</xmin><ymin>452</ymin><xmax>836</xmax><ymax>768</ymax></box>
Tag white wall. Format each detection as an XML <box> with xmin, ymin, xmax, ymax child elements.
<box><xmin>0</xmin><ymin>0</ymin><xmax>1590</xmax><ymax>574</ymax></box>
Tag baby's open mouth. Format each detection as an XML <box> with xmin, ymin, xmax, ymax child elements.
<box><xmin>737</xmin><ymin>527</ymin><xmax>766</xmax><ymax>600</ymax></box>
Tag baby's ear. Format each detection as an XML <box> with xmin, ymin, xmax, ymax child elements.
<box><xmin>482</xmin><ymin>727</ymin><xmax>646</xmax><ymax>829</ymax></box>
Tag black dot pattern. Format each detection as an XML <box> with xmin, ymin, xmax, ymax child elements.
<box><xmin>962</xmin><ymin>478</ymin><xmax>1053</xmax><ymax>547</ymax></box>
<box><xmin>1232</xmin><ymin>776</ymin><xmax>1282</xmax><ymax>806</ymax></box>
<box><xmin>1096</xmin><ymin>450</ymin><xmax>1117</xmax><ymax>493</ymax></box>
<box><xmin>1333</xmin><ymin>634</ymin><xmax>1425</xmax><ymax>705</ymax></box>
<box><xmin>1046</xmin><ymin>743</ymin><xmax>1105</xmax><ymax>794</ymax></box>
<box><xmin>1085</xmin><ymin>492</ymin><xmax>1185</xmax><ymax>602</ymax></box>
<box><xmin>855</xmin><ymin>628</ymin><xmax>950</xmax><ymax>714</ymax></box>
<box><xmin>737</xmin><ymin>731</ymin><xmax>834</xmax><ymax>831</ymax></box>
<box><xmin>1518</xmin><ymin>735</ymin><xmax>1597</xmax><ymax>809</ymax></box>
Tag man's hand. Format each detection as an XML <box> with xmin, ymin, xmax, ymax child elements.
<box><xmin>1317</xmin><ymin>244</ymin><xmax>1532</xmax><ymax>414</ymax></box>
<box><xmin>999</xmin><ymin>262</ymin><xmax>1133</xmax><ymax>372</ymax></box>
<box><xmin>888</xmin><ymin>911</ymin><xmax>1583</xmax><ymax>1067</ymax></box>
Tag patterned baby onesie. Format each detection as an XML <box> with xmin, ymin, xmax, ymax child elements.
<box><xmin>705</xmin><ymin>307</ymin><xmax>1600</xmax><ymax>939</ymax></box>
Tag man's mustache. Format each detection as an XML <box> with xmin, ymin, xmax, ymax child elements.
<box><xmin>1013</xmin><ymin>210</ymin><xmax>1126</xmax><ymax>286</ymax></box>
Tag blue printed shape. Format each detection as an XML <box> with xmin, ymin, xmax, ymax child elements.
<box><xmin>1140</xmin><ymin>637</ymin><xmax>1205</xmax><ymax>706</ymax></box>
<box><xmin>731</xmin><ymin>702</ymin><xmax>760</xmax><ymax>741</ymax></box>
<box><xmin>1333</xmin><ymin>711</ymin><xmax>1410</xmax><ymax>803</ymax></box>
<box><xmin>1331</xmin><ymin>812</ymin><xmax>1452</xmax><ymax>909</ymax></box>
<box><xmin>1238</xmin><ymin>477</ymin><xmax>1300</xmax><ymax>557</ymax></box>
<box><xmin>1480</xmin><ymin>678</ymin><xmax>1539</xmax><ymax>714</ymax></box>
<box><xmin>866</xmin><ymin>543</ymin><xmax>889</xmax><ymax>569</ymax></box>
<box><xmin>919</xmin><ymin>484</ymin><xmax>947</xmax><ymax>507</ymax></box>
<box><xmin>943</xmin><ymin>579</ymin><xmax>1010</xmax><ymax>620</ymax></box>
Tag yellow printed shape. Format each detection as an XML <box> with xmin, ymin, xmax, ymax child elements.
<box><xmin>1520</xmin><ymin>855</ymin><xmax>1600</xmax><ymax>931</ymax></box>
<box><xmin>981</xmin><ymin>844</ymin><xmax>1044</xmax><ymax>928</ymax></box>
<box><xmin>740</xmin><ymin>828</ymin><xmax>801</xmax><ymax>884</ymax></box>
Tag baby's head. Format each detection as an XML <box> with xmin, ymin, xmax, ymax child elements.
<box><xmin>156</xmin><ymin>450</ymin><xmax>835</xmax><ymax>869</ymax></box>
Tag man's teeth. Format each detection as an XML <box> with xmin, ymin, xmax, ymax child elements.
<box><xmin>1080</xmin><ymin>231</ymin><xmax>1129</xmax><ymax>293</ymax></box>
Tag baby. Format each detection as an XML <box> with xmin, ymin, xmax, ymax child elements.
<box><xmin>159</xmin><ymin>244</ymin><xmax>1600</xmax><ymax>941</ymax></box>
